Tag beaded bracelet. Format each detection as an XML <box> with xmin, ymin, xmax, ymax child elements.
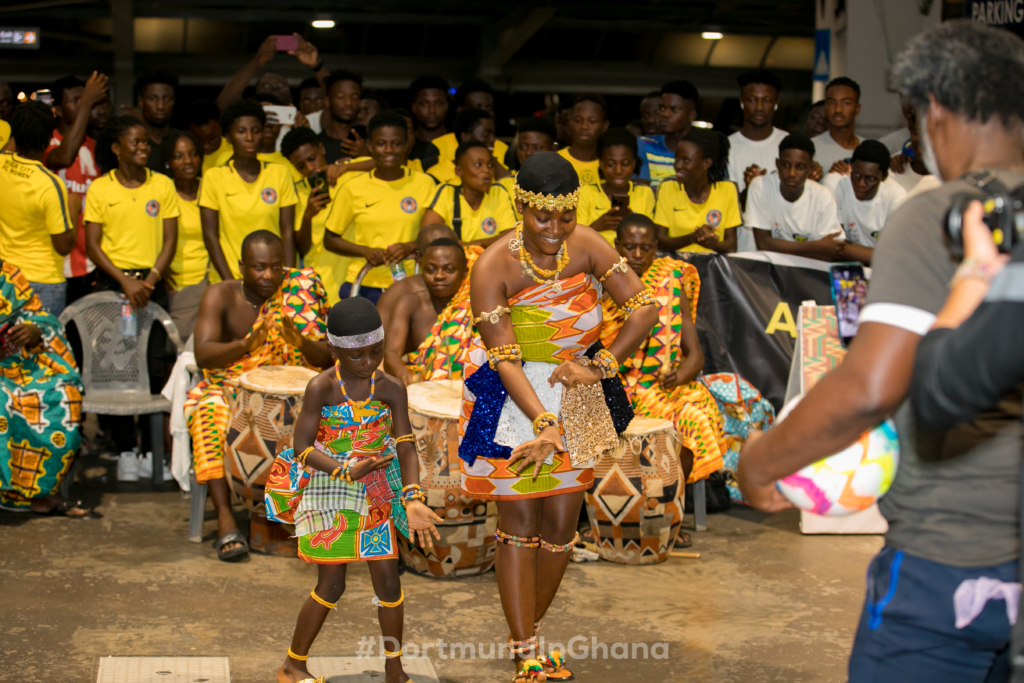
<box><xmin>622</xmin><ymin>289</ymin><xmax>655</xmax><ymax>317</ymax></box>
<box><xmin>296</xmin><ymin>445</ymin><xmax>315</xmax><ymax>466</ymax></box>
<box><xmin>329</xmin><ymin>466</ymin><xmax>342</xmax><ymax>481</ymax></box>
<box><xmin>951</xmin><ymin>258</ymin><xmax>1002</xmax><ymax>287</ymax></box>
<box><xmin>341</xmin><ymin>459</ymin><xmax>355</xmax><ymax>484</ymax></box>
<box><xmin>531</xmin><ymin>412</ymin><xmax>558</xmax><ymax>435</ymax></box>
<box><xmin>486</xmin><ymin>343</ymin><xmax>523</xmax><ymax>370</ymax></box>
<box><xmin>576</xmin><ymin>348</ymin><xmax>618</xmax><ymax>379</ymax></box>
<box><xmin>474</xmin><ymin>305</ymin><xmax>512</xmax><ymax>325</ymax></box>
<box><xmin>400</xmin><ymin>483</ymin><xmax>426</xmax><ymax>507</ymax></box>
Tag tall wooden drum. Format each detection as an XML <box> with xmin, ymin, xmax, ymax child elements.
<box><xmin>401</xmin><ymin>379</ymin><xmax>497</xmax><ymax>578</ymax></box>
<box><xmin>226</xmin><ymin>365</ymin><xmax>318</xmax><ymax>556</ymax></box>
<box><xmin>585</xmin><ymin>416</ymin><xmax>684</xmax><ymax>565</ymax></box>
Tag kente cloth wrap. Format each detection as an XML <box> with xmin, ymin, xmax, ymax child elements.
<box><xmin>0</xmin><ymin>263</ymin><xmax>83</xmax><ymax>510</ymax></box>
<box><xmin>458</xmin><ymin>272</ymin><xmax>632</xmax><ymax>500</ymax></box>
<box><xmin>698</xmin><ymin>372</ymin><xmax>776</xmax><ymax>503</ymax></box>
<box><xmin>292</xmin><ymin>400</ymin><xmax>408</xmax><ymax>541</ymax></box>
<box><xmin>184</xmin><ymin>268</ymin><xmax>327</xmax><ymax>483</ymax></box>
<box><xmin>600</xmin><ymin>257</ymin><xmax>727</xmax><ymax>483</ymax></box>
<box><xmin>405</xmin><ymin>247</ymin><xmax>482</xmax><ymax>382</ymax></box>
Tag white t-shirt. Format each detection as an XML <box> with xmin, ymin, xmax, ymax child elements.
<box><xmin>890</xmin><ymin>165</ymin><xmax>941</xmax><ymax>199</ymax></box>
<box><xmin>878</xmin><ymin>128</ymin><xmax>910</xmax><ymax>156</ymax></box>
<box><xmin>822</xmin><ymin>172</ymin><xmax>907</xmax><ymax>247</ymax></box>
<box><xmin>745</xmin><ymin>172</ymin><xmax>841</xmax><ymax>243</ymax></box>
<box><xmin>811</xmin><ymin>131</ymin><xmax>859</xmax><ymax>174</ymax></box>
<box><xmin>726</xmin><ymin>127</ymin><xmax>790</xmax><ymax>194</ymax></box>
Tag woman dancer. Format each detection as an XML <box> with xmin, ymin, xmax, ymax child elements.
<box><xmin>459</xmin><ymin>152</ymin><xmax>657</xmax><ymax>681</ymax></box>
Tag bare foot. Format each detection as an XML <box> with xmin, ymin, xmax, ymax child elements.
<box><xmin>384</xmin><ymin>657</ymin><xmax>410</xmax><ymax>683</ymax></box>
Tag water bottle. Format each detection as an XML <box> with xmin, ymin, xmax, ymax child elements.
<box><xmin>120</xmin><ymin>300</ymin><xmax>136</xmax><ymax>337</ymax></box>
<box><xmin>390</xmin><ymin>262</ymin><xmax>406</xmax><ymax>282</ymax></box>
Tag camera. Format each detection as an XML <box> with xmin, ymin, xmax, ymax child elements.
<box><xmin>945</xmin><ymin>170</ymin><xmax>1024</xmax><ymax>259</ymax></box>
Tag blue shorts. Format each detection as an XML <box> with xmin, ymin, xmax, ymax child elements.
<box><xmin>849</xmin><ymin>546</ymin><xmax>1018</xmax><ymax>683</ymax></box>
<box><xmin>338</xmin><ymin>282</ymin><xmax>384</xmax><ymax>306</ymax></box>
<box><xmin>29</xmin><ymin>281</ymin><xmax>67</xmax><ymax>318</ymax></box>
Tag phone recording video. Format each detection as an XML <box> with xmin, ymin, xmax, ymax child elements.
<box><xmin>829</xmin><ymin>263</ymin><xmax>867</xmax><ymax>348</ymax></box>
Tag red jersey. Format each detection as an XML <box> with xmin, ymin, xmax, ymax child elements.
<box><xmin>45</xmin><ymin>129</ymin><xmax>98</xmax><ymax>278</ymax></box>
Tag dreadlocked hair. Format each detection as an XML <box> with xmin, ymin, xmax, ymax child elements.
<box><xmin>682</xmin><ymin>128</ymin><xmax>730</xmax><ymax>186</ymax></box>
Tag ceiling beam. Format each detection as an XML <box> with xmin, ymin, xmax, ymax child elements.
<box><xmin>480</xmin><ymin>6</ymin><xmax>557</xmax><ymax>76</ymax></box>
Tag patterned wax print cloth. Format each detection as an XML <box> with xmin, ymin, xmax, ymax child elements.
<box><xmin>406</xmin><ymin>245</ymin><xmax>481</xmax><ymax>382</ymax></box>
<box><xmin>600</xmin><ymin>256</ymin><xmax>727</xmax><ymax>483</ymax></box>
<box><xmin>0</xmin><ymin>262</ymin><xmax>83</xmax><ymax>509</ymax></box>
<box><xmin>292</xmin><ymin>398</ymin><xmax>407</xmax><ymax>564</ymax></box>
<box><xmin>697</xmin><ymin>373</ymin><xmax>776</xmax><ymax>503</ymax></box>
<box><xmin>458</xmin><ymin>272</ymin><xmax>614</xmax><ymax>500</ymax></box>
<box><xmin>184</xmin><ymin>268</ymin><xmax>327</xmax><ymax>483</ymax></box>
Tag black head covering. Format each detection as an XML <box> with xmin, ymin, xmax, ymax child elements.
<box><xmin>516</xmin><ymin>151</ymin><xmax>579</xmax><ymax>197</ymax></box>
<box><xmin>328</xmin><ymin>297</ymin><xmax>382</xmax><ymax>338</ymax></box>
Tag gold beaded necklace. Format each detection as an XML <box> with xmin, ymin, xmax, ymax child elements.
<box><xmin>513</xmin><ymin>222</ymin><xmax>570</xmax><ymax>291</ymax></box>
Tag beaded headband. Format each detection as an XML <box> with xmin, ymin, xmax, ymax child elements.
<box><xmin>513</xmin><ymin>182</ymin><xmax>580</xmax><ymax>212</ymax></box>
<box><xmin>327</xmin><ymin>325</ymin><xmax>384</xmax><ymax>348</ymax></box>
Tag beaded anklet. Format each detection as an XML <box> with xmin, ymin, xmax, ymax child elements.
<box><xmin>373</xmin><ymin>588</ymin><xmax>404</xmax><ymax>608</ymax></box>
<box><xmin>495</xmin><ymin>528</ymin><xmax>540</xmax><ymax>548</ymax></box>
<box><xmin>540</xmin><ymin>531</ymin><xmax>580</xmax><ymax>553</ymax></box>
<box><xmin>287</xmin><ymin>647</ymin><xmax>308</xmax><ymax>661</ymax></box>
<box><xmin>309</xmin><ymin>589</ymin><xmax>337</xmax><ymax>609</ymax></box>
<box><xmin>510</xmin><ymin>635</ymin><xmax>539</xmax><ymax>655</ymax></box>
<box><xmin>383</xmin><ymin>648</ymin><xmax>403</xmax><ymax>658</ymax></box>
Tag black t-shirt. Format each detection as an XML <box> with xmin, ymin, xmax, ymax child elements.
<box><xmin>410</xmin><ymin>138</ymin><xmax>440</xmax><ymax>171</ymax></box>
<box><xmin>318</xmin><ymin>125</ymin><xmax>368</xmax><ymax>165</ymax></box>
<box><xmin>146</xmin><ymin>137</ymin><xmax>168</xmax><ymax>175</ymax></box>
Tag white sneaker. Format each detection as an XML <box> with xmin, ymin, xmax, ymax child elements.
<box><xmin>138</xmin><ymin>451</ymin><xmax>152</xmax><ymax>478</ymax></box>
<box><xmin>117</xmin><ymin>451</ymin><xmax>139</xmax><ymax>481</ymax></box>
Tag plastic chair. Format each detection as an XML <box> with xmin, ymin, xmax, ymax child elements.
<box><xmin>182</xmin><ymin>334</ymin><xmax>210</xmax><ymax>543</ymax></box>
<box><xmin>349</xmin><ymin>259</ymin><xmax>412</xmax><ymax>298</ymax></box>
<box><xmin>59</xmin><ymin>292</ymin><xmax>184</xmax><ymax>487</ymax></box>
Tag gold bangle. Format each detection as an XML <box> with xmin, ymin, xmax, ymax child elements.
<box><xmin>309</xmin><ymin>589</ymin><xmax>337</xmax><ymax>609</ymax></box>
<box><xmin>383</xmin><ymin>648</ymin><xmax>403</xmax><ymax>658</ymax></box>
<box><xmin>395</xmin><ymin>433</ymin><xmax>415</xmax><ymax>444</ymax></box>
<box><xmin>288</xmin><ymin>647</ymin><xmax>309</xmax><ymax>661</ymax></box>
<box><xmin>150</xmin><ymin>266</ymin><xmax>162</xmax><ymax>281</ymax></box>
<box><xmin>474</xmin><ymin>305</ymin><xmax>511</xmax><ymax>325</ymax></box>
<box><xmin>532</xmin><ymin>412</ymin><xmax>558</xmax><ymax>435</ymax></box>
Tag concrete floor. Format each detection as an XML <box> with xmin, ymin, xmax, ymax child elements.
<box><xmin>0</xmin><ymin>455</ymin><xmax>882</xmax><ymax>683</ymax></box>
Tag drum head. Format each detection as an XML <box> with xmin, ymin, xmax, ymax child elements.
<box><xmin>407</xmin><ymin>379</ymin><xmax>463</xmax><ymax>419</ymax></box>
<box><xmin>623</xmin><ymin>416</ymin><xmax>674</xmax><ymax>437</ymax></box>
<box><xmin>239</xmin><ymin>365</ymin><xmax>318</xmax><ymax>395</ymax></box>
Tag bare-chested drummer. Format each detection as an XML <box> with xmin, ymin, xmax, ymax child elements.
<box><xmin>383</xmin><ymin>237</ymin><xmax>474</xmax><ymax>385</ymax></box>
<box><xmin>184</xmin><ymin>230</ymin><xmax>333</xmax><ymax>561</ymax></box>
<box><xmin>377</xmin><ymin>223</ymin><xmax>454</xmax><ymax>328</ymax></box>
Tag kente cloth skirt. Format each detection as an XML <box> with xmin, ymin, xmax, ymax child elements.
<box><xmin>298</xmin><ymin>505</ymin><xmax>398</xmax><ymax>564</ymax></box>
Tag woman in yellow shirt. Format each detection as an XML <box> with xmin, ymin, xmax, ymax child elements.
<box><xmin>162</xmin><ymin>130</ymin><xmax>209</xmax><ymax>339</ymax></box>
<box><xmin>654</xmin><ymin>129</ymin><xmax>740</xmax><ymax>254</ymax></box>
<box><xmin>85</xmin><ymin>115</ymin><xmax>179</xmax><ymax>472</ymax></box>
<box><xmin>576</xmin><ymin>127</ymin><xmax>655</xmax><ymax>244</ymax></box>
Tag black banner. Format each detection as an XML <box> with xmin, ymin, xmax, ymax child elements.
<box><xmin>670</xmin><ymin>253</ymin><xmax>839</xmax><ymax>411</ymax></box>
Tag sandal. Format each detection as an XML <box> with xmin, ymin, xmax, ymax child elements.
<box><xmin>35</xmin><ymin>499</ymin><xmax>102</xmax><ymax>519</ymax></box>
<box><xmin>512</xmin><ymin>659</ymin><xmax>546</xmax><ymax>682</ymax></box>
<box><xmin>675</xmin><ymin>531</ymin><xmax>693</xmax><ymax>549</ymax></box>
<box><xmin>215</xmin><ymin>530</ymin><xmax>249</xmax><ymax>561</ymax></box>
<box><xmin>539</xmin><ymin>651</ymin><xmax>573</xmax><ymax>681</ymax></box>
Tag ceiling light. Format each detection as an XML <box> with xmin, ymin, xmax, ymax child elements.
<box><xmin>692</xmin><ymin>121</ymin><xmax>713</xmax><ymax>129</ymax></box>
<box><xmin>702</xmin><ymin>31</ymin><xmax>724</xmax><ymax>40</ymax></box>
<box><xmin>312</xmin><ymin>19</ymin><xmax>335</xmax><ymax>28</ymax></box>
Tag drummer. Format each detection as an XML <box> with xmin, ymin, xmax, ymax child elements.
<box><xmin>184</xmin><ymin>230</ymin><xmax>333</xmax><ymax>561</ymax></box>
<box><xmin>383</xmin><ymin>237</ymin><xmax>473</xmax><ymax>385</ymax></box>
<box><xmin>600</xmin><ymin>214</ymin><xmax>727</xmax><ymax>545</ymax></box>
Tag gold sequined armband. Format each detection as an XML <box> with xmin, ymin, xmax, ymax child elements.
<box><xmin>486</xmin><ymin>343</ymin><xmax>523</xmax><ymax>370</ymax></box>
<box><xmin>622</xmin><ymin>289</ymin><xmax>655</xmax><ymax>317</ymax></box>
<box><xmin>532</xmin><ymin>412</ymin><xmax>559</xmax><ymax>435</ymax></box>
<box><xmin>474</xmin><ymin>305</ymin><xmax>511</xmax><ymax>325</ymax></box>
<box><xmin>599</xmin><ymin>257</ymin><xmax>629</xmax><ymax>283</ymax></box>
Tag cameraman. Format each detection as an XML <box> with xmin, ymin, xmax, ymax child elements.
<box><xmin>736</xmin><ymin>20</ymin><xmax>1024</xmax><ymax>681</ymax></box>
<box><xmin>911</xmin><ymin>200</ymin><xmax>1024</xmax><ymax>680</ymax></box>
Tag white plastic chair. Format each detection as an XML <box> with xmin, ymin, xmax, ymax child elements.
<box><xmin>59</xmin><ymin>292</ymin><xmax>183</xmax><ymax>488</ymax></box>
